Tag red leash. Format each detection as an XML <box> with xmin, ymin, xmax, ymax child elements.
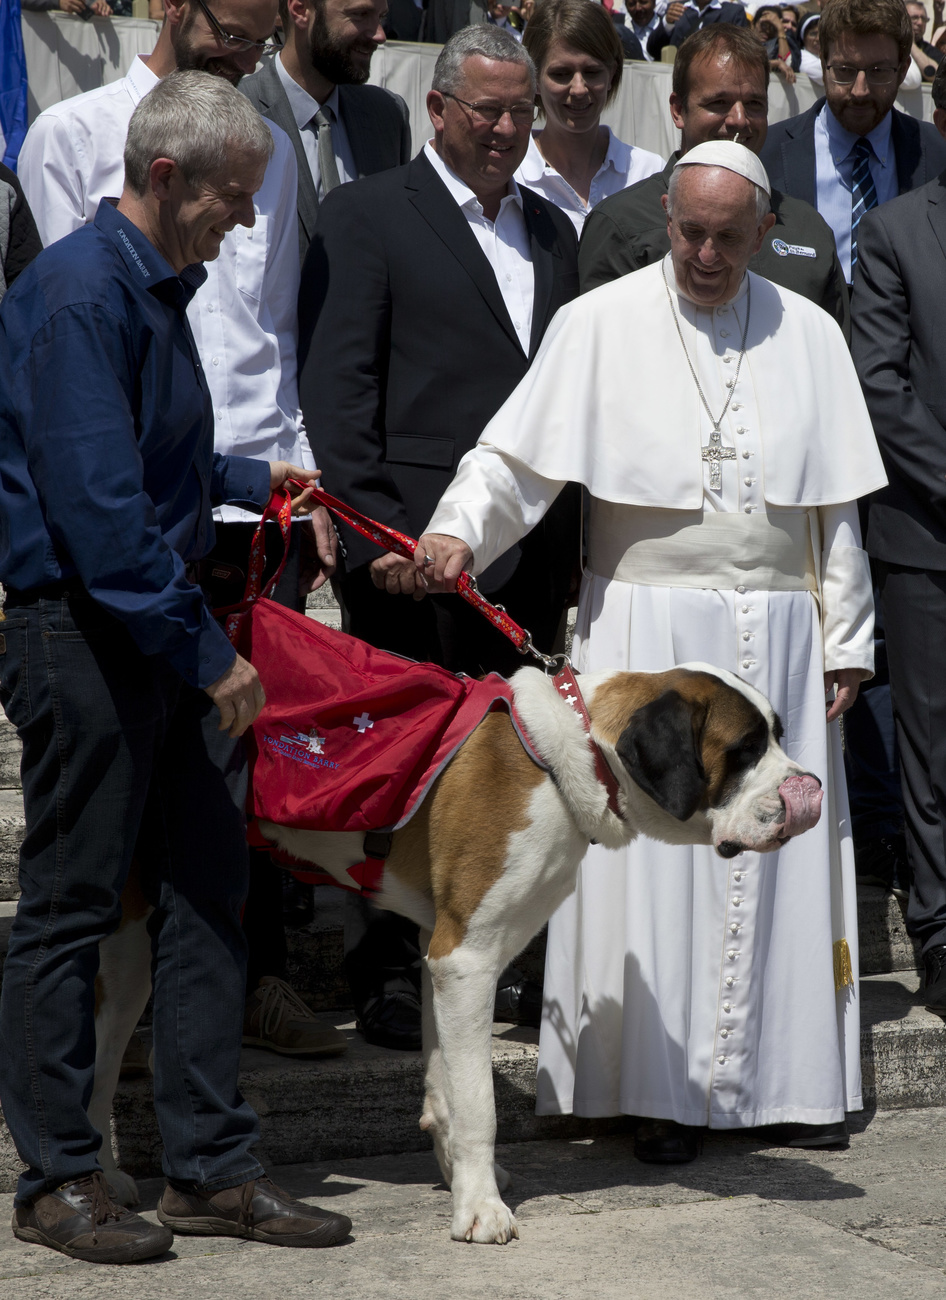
<box><xmin>231</xmin><ymin>482</ymin><xmax>624</xmax><ymax>823</ymax></box>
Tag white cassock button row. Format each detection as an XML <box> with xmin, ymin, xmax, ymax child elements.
<box><xmin>720</xmin><ymin>329</ymin><xmax>730</xmax><ymax>337</ymax></box>
<box><xmin>743</xmin><ymin>659</ymin><xmax>751</xmax><ymax>668</ymax></box>
<box><xmin>718</xmin><ymin>1055</ymin><xmax>727</xmax><ymax>1064</ymax></box>
<box><xmin>743</xmin><ymin>450</ymin><xmax>750</xmax><ymax>458</ymax></box>
<box><xmin>730</xmin><ymin>923</ymin><xmax>740</xmax><ymax>933</ymax></box>
<box><xmin>736</xmin><ymin>585</ymin><xmax>746</xmax><ymax>593</ymax></box>
<box><xmin>726</xmin><ymin>976</ymin><xmax>735</xmax><ymax>987</ymax></box>
<box><xmin>743</xmin><ymin>632</ymin><xmax>751</xmax><ymax>641</ymax></box>
<box><xmin>727</xmin><ymin>949</ymin><xmax>737</xmax><ymax>959</ymax></box>
<box><xmin>720</xmin><ymin>1029</ymin><xmax>730</xmax><ymax>1038</ymax></box>
<box><xmin>744</xmin><ymin>477</ymin><xmax>753</xmax><ymax>486</ymax></box>
<box><xmin>723</xmin><ymin>1002</ymin><xmax>732</xmax><ymax>1012</ymax></box>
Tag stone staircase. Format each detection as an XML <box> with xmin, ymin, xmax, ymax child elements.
<box><xmin>0</xmin><ymin>592</ymin><xmax>943</xmax><ymax>1191</ymax></box>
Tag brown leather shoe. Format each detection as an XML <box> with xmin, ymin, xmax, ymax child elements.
<box><xmin>157</xmin><ymin>1174</ymin><xmax>351</xmax><ymax>1247</ymax></box>
<box><xmin>243</xmin><ymin>977</ymin><xmax>347</xmax><ymax>1057</ymax></box>
<box><xmin>12</xmin><ymin>1171</ymin><xmax>173</xmax><ymax>1264</ymax></box>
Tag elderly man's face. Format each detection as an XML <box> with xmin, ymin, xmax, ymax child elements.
<box><xmin>670</xmin><ymin>52</ymin><xmax>770</xmax><ymax>155</ymax></box>
<box><xmin>823</xmin><ymin>32</ymin><xmax>907</xmax><ymax>136</ymax></box>
<box><xmin>166</xmin><ymin>155</ymin><xmax>266</xmax><ymax>267</ymax></box>
<box><xmin>306</xmin><ymin>0</ymin><xmax>387</xmax><ymax>85</ymax></box>
<box><xmin>428</xmin><ymin>56</ymin><xmax>534</xmax><ymax>201</ymax></box>
<box><xmin>174</xmin><ymin>0</ymin><xmax>278</xmax><ymax>83</ymax></box>
<box><xmin>907</xmin><ymin>3</ymin><xmax>928</xmax><ymax>40</ymax></box>
<box><xmin>665</xmin><ymin>166</ymin><xmax>773</xmax><ymax>306</ymax></box>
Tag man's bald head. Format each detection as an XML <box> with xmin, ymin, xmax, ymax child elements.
<box><xmin>663</xmin><ymin>165</ymin><xmax>775</xmax><ymax>306</ymax></box>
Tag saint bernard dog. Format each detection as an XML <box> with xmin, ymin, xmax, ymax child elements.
<box><xmin>91</xmin><ymin>662</ymin><xmax>822</xmax><ymax>1245</ymax></box>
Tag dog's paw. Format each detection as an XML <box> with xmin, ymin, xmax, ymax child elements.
<box><xmin>494</xmin><ymin>1162</ymin><xmax>512</xmax><ymax>1193</ymax></box>
<box><xmin>451</xmin><ymin>1198</ymin><xmax>519</xmax><ymax>1245</ymax></box>
<box><xmin>105</xmin><ymin>1169</ymin><xmax>141</xmax><ymax>1207</ymax></box>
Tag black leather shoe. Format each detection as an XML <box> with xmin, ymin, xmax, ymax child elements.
<box><xmin>357</xmin><ymin>989</ymin><xmax>422</xmax><ymax>1051</ymax></box>
<box><xmin>633</xmin><ymin>1120</ymin><xmax>702</xmax><ymax>1164</ymax></box>
<box><xmin>13</xmin><ymin>1171</ymin><xmax>172</xmax><ymax>1264</ymax></box>
<box><xmin>778</xmin><ymin>1120</ymin><xmax>849</xmax><ymax>1149</ymax></box>
<box><xmin>494</xmin><ymin>971</ymin><xmax>543</xmax><ymax>1027</ymax></box>
<box><xmin>922</xmin><ymin>944</ymin><xmax>946</xmax><ymax>1013</ymax></box>
<box><xmin>158</xmin><ymin>1174</ymin><xmax>350</xmax><ymax>1247</ymax></box>
<box><xmin>855</xmin><ymin>834</ymin><xmax>911</xmax><ymax>897</ymax></box>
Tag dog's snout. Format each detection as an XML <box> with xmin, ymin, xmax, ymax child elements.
<box><xmin>716</xmin><ymin>840</ymin><xmax>744</xmax><ymax>859</ymax></box>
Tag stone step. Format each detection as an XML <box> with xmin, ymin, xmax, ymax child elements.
<box><xmin>0</xmin><ymin>970</ymin><xmax>940</xmax><ymax>1193</ymax></box>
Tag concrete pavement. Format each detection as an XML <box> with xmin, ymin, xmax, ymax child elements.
<box><xmin>4</xmin><ymin>1106</ymin><xmax>946</xmax><ymax>1299</ymax></box>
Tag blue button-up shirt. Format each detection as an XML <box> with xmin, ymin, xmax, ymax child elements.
<box><xmin>814</xmin><ymin>102</ymin><xmax>897</xmax><ymax>283</ymax></box>
<box><xmin>0</xmin><ymin>200</ymin><xmax>272</xmax><ymax>688</ymax></box>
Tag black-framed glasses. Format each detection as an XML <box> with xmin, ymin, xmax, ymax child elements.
<box><xmin>194</xmin><ymin>0</ymin><xmax>279</xmax><ymax>55</ymax></box>
<box><xmin>441</xmin><ymin>92</ymin><xmax>538</xmax><ymax>126</ymax></box>
<box><xmin>826</xmin><ymin>63</ymin><xmax>900</xmax><ymax>85</ymax></box>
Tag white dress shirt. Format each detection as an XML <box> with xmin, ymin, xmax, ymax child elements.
<box><xmin>423</xmin><ymin>141</ymin><xmax>534</xmax><ymax>354</ymax></box>
<box><xmin>814</xmin><ymin>102</ymin><xmax>897</xmax><ymax>283</ymax></box>
<box><xmin>18</xmin><ymin>54</ymin><xmax>314</xmax><ymax>523</ymax></box>
<box><xmin>515</xmin><ymin>129</ymin><xmax>665</xmax><ymax>235</ymax></box>
<box><xmin>273</xmin><ymin>53</ymin><xmax>357</xmax><ymax>198</ymax></box>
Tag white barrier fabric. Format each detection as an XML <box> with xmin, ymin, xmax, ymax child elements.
<box><xmin>23</xmin><ymin>17</ymin><xmax>932</xmax><ymax>153</ymax></box>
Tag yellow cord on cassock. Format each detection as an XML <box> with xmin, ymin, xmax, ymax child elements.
<box><xmin>834</xmin><ymin>938</ymin><xmax>854</xmax><ymax>991</ymax></box>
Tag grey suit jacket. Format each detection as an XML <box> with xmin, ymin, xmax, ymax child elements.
<box><xmin>240</xmin><ymin>56</ymin><xmax>411</xmax><ymax>262</ymax></box>
<box><xmin>852</xmin><ymin>172</ymin><xmax>946</xmax><ymax>570</ymax></box>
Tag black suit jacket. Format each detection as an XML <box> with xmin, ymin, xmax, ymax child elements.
<box><xmin>760</xmin><ymin>99</ymin><xmax>946</xmax><ymax>211</ymax></box>
<box><xmin>298</xmin><ymin>151</ymin><xmax>579</xmax><ymax>594</ymax></box>
<box><xmin>647</xmin><ymin>3</ymin><xmax>748</xmax><ymax>57</ymax></box>
<box><xmin>240</xmin><ymin>56</ymin><xmax>411</xmax><ymax>262</ymax></box>
<box><xmin>852</xmin><ymin>173</ymin><xmax>946</xmax><ymax>570</ymax></box>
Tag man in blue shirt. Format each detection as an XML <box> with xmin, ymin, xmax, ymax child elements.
<box><xmin>0</xmin><ymin>71</ymin><xmax>346</xmax><ymax>1265</ymax></box>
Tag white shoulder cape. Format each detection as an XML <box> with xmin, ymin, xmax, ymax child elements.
<box><xmin>478</xmin><ymin>260</ymin><xmax>886</xmax><ymax>508</ymax></box>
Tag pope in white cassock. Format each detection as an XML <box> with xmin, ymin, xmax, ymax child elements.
<box><xmin>415</xmin><ymin>141</ymin><xmax>888</xmax><ymax>1161</ymax></box>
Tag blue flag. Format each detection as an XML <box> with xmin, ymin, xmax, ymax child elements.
<box><xmin>0</xmin><ymin>0</ymin><xmax>28</xmax><ymax>169</ymax></box>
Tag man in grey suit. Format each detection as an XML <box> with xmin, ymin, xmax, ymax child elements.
<box><xmin>241</xmin><ymin>0</ymin><xmax>411</xmax><ymax>261</ymax></box>
<box><xmin>852</xmin><ymin>62</ymin><xmax>946</xmax><ymax>1016</ymax></box>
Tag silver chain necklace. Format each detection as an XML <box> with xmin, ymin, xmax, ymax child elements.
<box><xmin>662</xmin><ymin>263</ymin><xmax>751</xmax><ymax>490</ymax></box>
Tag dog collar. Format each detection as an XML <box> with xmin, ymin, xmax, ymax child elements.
<box><xmin>552</xmin><ymin>665</ymin><xmax>624</xmax><ymax>822</ymax></box>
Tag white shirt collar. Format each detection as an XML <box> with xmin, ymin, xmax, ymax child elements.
<box><xmin>517</xmin><ymin>128</ymin><xmax>629</xmax><ymax>187</ymax></box>
<box><xmin>274</xmin><ymin>53</ymin><xmax>341</xmax><ymax>132</ymax></box>
<box><xmin>126</xmin><ymin>53</ymin><xmax>160</xmax><ymax>104</ymax></box>
<box><xmin>423</xmin><ymin>140</ymin><xmax>524</xmax><ymax>216</ymax></box>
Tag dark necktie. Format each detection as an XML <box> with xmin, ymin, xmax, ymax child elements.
<box><xmin>314</xmin><ymin>106</ymin><xmax>341</xmax><ymax>198</ymax></box>
<box><xmin>850</xmin><ymin>137</ymin><xmax>878</xmax><ymax>276</ymax></box>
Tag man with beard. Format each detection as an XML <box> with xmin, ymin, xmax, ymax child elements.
<box><xmin>17</xmin><ymin>0</ymin><xmax>347</xmax><ymax>1063</ymax></box>
<box><xmin>241</xmin><ymin>0</ymin><xmax>411</xmax><ymax>262</ymax></box>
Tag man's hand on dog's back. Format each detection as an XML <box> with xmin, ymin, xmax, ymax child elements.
<box><xmin>205</xmin><ymin>654</ymin><xmax>266</xmax><ymax>738</ymax></box>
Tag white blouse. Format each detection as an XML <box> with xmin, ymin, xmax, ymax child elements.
<box><xmin>514</xmin><ymin>128</ymin><xmax>665</xmax><ymax>235</ymax></box>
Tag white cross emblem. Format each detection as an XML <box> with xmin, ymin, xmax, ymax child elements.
<box><xmin>353</xmin><ymin>712</ymin><xmax>374</xmax><ymax>734</ymax></box>
<box><xmin>563</xmin><ymin>694</ymin><xmax>577</xmax><ymax>707</ymax></box>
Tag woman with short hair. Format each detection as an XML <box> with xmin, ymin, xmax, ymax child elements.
<box><xmin>515</xmin><ymin>0</ymin><xmax>664</xmax><ymax>234</ymax></box>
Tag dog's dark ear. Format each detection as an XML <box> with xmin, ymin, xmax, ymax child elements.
<box><xmin>615</xmin><ymin>689</ymin><xmax>707</xmax><ymax>821</ymax></box>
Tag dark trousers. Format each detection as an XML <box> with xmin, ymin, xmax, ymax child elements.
<box><xmin>207</xmin><ymin>521</ymin><xmax>307</xmax><ymax>990</ymax></box>
<box><xmin>842</xmin><ymin>582</ymin><xmax>903</xmax><ymax>841</ymax></box>
<box><xmin>879</xmin><ymin>563</ymin><xmax>946</xmax><ymax>954</ymax></box>
<box><xmin>0</xmin><ymin>590</ymin><xmax>262</xmax><ymax>1204</ymax></box>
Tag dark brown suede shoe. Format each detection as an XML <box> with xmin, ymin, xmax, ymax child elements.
<box><xmin>12</xmin><ymin>1171</ymin><xmax>173</xmax><ymax>1264</ymax></box>
<box><xmin>157</xmin><ymin>1174</ymin><xmax>351</xmax><ymax>1247</ymax></box>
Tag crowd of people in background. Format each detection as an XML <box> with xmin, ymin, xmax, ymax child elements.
<box><xmin>3</xmin><ymin>0</ymin><xmax>946</xmax><ymax>1270</ymax></box>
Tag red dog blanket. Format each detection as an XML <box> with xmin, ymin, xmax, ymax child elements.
<box><xmin>234</xmin><ymin>598</ymin><xmax>547</xmax><ymax>887</ymax></box>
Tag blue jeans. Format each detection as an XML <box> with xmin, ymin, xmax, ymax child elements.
<box><xmin>0</xmin><ymin>590</ymin><xmax>263</xmax><ymax>1205</ymax></box>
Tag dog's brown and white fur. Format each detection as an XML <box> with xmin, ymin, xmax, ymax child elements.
<box><xmin>92</xmin><ymin>663</ymin><xmax>821</xmax><ymax>1241</ymax></box>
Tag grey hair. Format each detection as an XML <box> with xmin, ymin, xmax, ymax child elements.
<box><xmin>124</xmin><ymin>70</ymin><xmax>274</xmax><ymax>196</ymax></box>
<box><xmin>665</xmin><ymin>164</ymin><xmax>771</xmax><ymax>224</ymax></box>
<box><xmin>431</xmin><ymin>24</ymin><xmax>537</xmax><ymax>97</ymax></box>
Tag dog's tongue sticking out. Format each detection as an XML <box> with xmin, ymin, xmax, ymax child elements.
<box><xmin>777</xmin><ymin>774</ymin><xmax>823</xmax><ymax>838</ymax></box>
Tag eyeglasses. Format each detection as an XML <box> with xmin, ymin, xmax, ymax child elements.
<box><xmin>826</xmin><ymin>63</ymin><xmax>901</xmax><ymax>85</ymax></box>
<box><xmin>194</xmin><ymin>0</ymin><xmax>279</xmax><ymax>55</ymax></box>
<box><xmin>441</xmin><ymin>93</ymin><xmax>538</xmax><ymax>126</ymax></box>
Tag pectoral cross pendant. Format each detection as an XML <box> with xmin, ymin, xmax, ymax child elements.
<box><xmin>702</xmin><ymin>428</ymin><xmax>736</xmax><ymax>491</ymax></box>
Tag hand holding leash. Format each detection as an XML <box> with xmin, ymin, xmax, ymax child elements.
<box><xmin>413</xmin><ymin>533</ymin><xmax>474</xmax><ymax>592</ymax></box>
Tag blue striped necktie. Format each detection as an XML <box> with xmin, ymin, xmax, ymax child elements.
<box><xmin>850</xmin><ymin>137</ymin><xmax>878</xmax><ymax>276</ymax></box>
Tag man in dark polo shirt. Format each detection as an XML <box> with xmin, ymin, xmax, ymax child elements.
<box><xmin>0</xmin><ymin>72</ymin><xmax>346</xmax><ymax>1266</ymax></box>
<box><xmin>579</xmin><ymin>24</ymin><xmax>850</xmax><ymax>338</ymax></box>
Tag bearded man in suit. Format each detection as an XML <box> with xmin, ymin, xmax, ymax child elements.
<box><xmin>240</xmin><ymin>0</ymin><xmax>411</xmax><ymax>263</ymax></box>
<box><xmin>298</xmin><ymin>24</ymin><xmax>579</xmax><ymax>1050</ymax></box>
<box><xmin>851</xmin><ymin>61</ymin><xmax>946</xmax><ymax>1017</ymax></box>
